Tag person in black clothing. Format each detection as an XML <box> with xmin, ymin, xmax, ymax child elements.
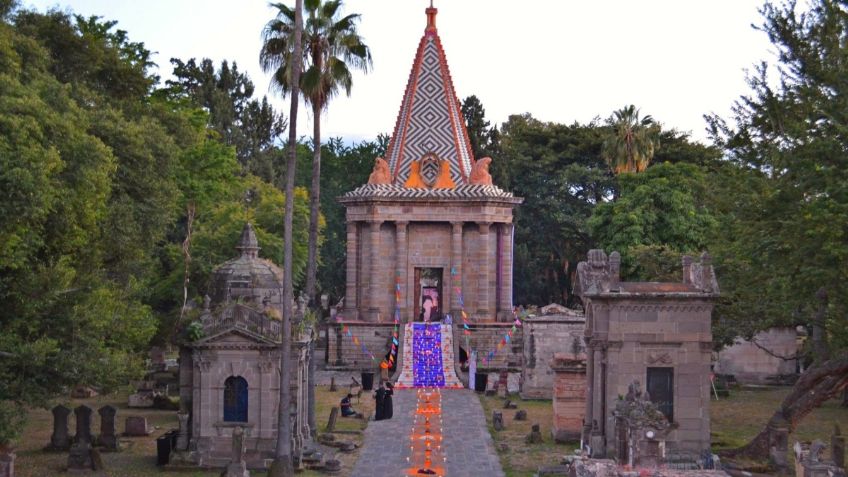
<box><xmin>374</xmin><ymin>384</ymin><xmax>386</xmax><ymax>421</ymax></box>
<box><xmin>382</xmin><ymin>382</ymin><xmax>394</xmax><ymax>419</ymax></box>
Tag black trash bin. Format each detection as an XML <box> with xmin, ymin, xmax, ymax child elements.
<box><xmin>361</xmin><ymin>371</ymin><xmax>375</xmax><ymax>391</ymax></box>
<box><xmin>474</xmin><ymin>373</ymin><xmax>488</xmax><ymax>392</ymax></box>
<box><xmin>156</xmin><ymin>430</ymin><xmax>176</xmax><ymax>466</ymax></box>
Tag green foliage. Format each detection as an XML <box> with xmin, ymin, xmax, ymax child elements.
<box><xmin>602</xmin><ymin>105</ymin><xmax>661</xmax><ymax>174</ymax></box>
<box><xmin>706</xmin><ymin>0</ymin><xmax>848</xmax><ymax>346</ymax></box>
<box><xmin>589</xmin><ymin>162</ymin><xmax>719</xmax><ymax>279</ymax></box>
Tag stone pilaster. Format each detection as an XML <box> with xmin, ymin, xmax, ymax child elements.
<box><xmin>497</xmin><ymin>223</ymin><xmax>514</xmax><ymax>321</ymax></box>
<box><xmin>477</xmin><ymin>222</ymin><xmax>492</xmax><ymax>318</ymax></box>
<box><xmin>344</xmin><ymin>221</ymin><xmax>359</xmax><ymax>319</ymax></box>
<box><xmin>395</xmin><ymin>221</ymin><xmax>409</xmax><ymax>321</ymax></box>
<box><xmin>450</xmin><ymin>222</ymin><xmax>463</xmax><ymax>318</ymax></box>
<box><xmin>367</xmin><ymin>220</ymin><xmax>384</xmax><ymax>321</ymax></box>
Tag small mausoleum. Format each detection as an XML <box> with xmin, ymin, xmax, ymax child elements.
<box><xmin>332</xmin><ymin>5</ymin><xmax>523</xmax><ymax>385</ymax></box>
<box><xmin>575</xmin><ymin>249</ymin><xmax>719</xmax><ymax>460</ymax></box>
<box><xmin>177</xmin><ymin>223</ymin><xmax>312</xmax><ymax>469</ymax></box>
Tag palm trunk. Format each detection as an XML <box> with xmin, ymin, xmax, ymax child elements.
<box><xmin>305</xmin><ymin>101</ymin><xmax>321</xmax><ymax>306</ymax></box>
<box><xmin>270</xmin><ymin>0</ymin><xmax>303</xmax><ymax>475</ymax></box>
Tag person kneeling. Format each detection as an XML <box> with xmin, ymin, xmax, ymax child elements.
<box><xmin>340</xmin><ymin>393</ymin><xmax>356</xmax><ymax>417</ymax></box>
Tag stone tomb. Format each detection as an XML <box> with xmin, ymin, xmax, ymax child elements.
<box><xmin>575</xmin><ymin>250</ymin><xmax>718</xmax><ymax>458</ymax></box>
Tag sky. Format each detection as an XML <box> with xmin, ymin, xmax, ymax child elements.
<box><xmin>24</xmin><ymin>0</ymin><xmax>775</xmax><ymax>144</ymax></box>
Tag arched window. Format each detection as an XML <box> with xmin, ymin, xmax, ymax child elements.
<box><xmin>223</xmin><ymin>376</ymin><xmax>248</xmax><ymax>422</ymax></box>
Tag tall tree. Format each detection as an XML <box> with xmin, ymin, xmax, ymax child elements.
<box><xmin>260</xmin><ymin>0</ymin><xmax>371</xmax><ymax>307</ymax></box>
<box><xmin>602</xmin><ymin>105</ymin><xmax>661</xmax><ymax>174</ymax></box>
<box><xmin>705</xmin><ymin>0</ymin><xmax>848</xmax><ymax>461</ymax></box>
<box><xmin>261</xmin><ymin>0</ymin><xmax>303</xmax><ymax>474</ymax></box>
<box><xmin>462</xmin><ymin>95</ymin><xmax>499</xmax><ymax>160</ymax></box>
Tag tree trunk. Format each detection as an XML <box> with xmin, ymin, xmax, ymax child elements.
<box><xmin>270</xmin><ymin>1</ymin><xmax>303</xmax><ymax>476</ymax></box>
<box><xmin>723</xmin><ymin>352</ymin><xmax>848</xmax><ymax>461</ymax></box>
<box><xmin>305</xmin><ymin>101</ymin><xmax>321</xmax><ymax>306</ymax></box>
<box><xmin>307</xmin><ymin>329</ymin><xmax>316</xmax><ymax>438</ymax></box>
<box><xmin>812</xmin><ymin>287</ymin><xmax>829</xmax><ymax>364</ymax></box>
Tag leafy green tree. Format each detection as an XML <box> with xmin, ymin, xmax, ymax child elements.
<box><xmin>261</xmin><ymin>0</ymin><xmax>372</xmax><ymax>307</ymax></box>
<box><xmin>164</xmin><ymin>58</ymin><xmax>287</xmax><ymax>181</ymax></box>
<box><xmin>705</xmin><ymin>0</ymin><xmax>848</xmax><ymax>459</ymax></box>
<box><xmin>462</xmin><ymin>95</ymin><xmax>500</xmax><ymax>160</ymax></box>
<box><xmin>602</xmin><ymin>105</ymin><xmax>661</xmax><ymax>174</ymax></box>
<box><xmin>589</xmin><ymin>162</ymin><xmax>719</xmax><ymax>279</ymax></box>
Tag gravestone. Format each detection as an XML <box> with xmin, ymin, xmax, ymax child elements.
<box><xmin>220</xmin><ymin>426</ymin><xmax>249</xmax><ymax>477</ymax></box>
<box><xmin>514</xmin><ymin>409</ymin><xmax>527</xmax><ymax>421</ymax></box>
<box><xmin>97</xmin><ymin>405</ymin><xmax>118</xmax><ymax>451</ymax></box>
<box><xmin>124</xmin><ymin>416</ymin><xmax>150</xmax><ymax>436</ymax></box>
<box><xmin>325</xmin><ymin>407</ymin><xmax>339</xmax><ymax>432</ymax></box>
<box><xmin>833</xmin><ymin>424</ymin><xmax>845</xmax><ymax>469</ymax></box>
<box><xmin>175</xmin><ymin>412</ymin><xmax>189</xmax><ymax>451</ymax></box>
<box><xmin>90</xmin><ymin>448</ymin><xmax>104</xmax><ymax>471</ymax></box>
<box><xmin>526</xmin><ymin>424</ymin><xmax>543</xmax><ymax>444</ymax></box>
<box><xmin>149</xmin><ymin>346</ymin><xmax>166</xmax><ymax>371</ymax></box>
<box><xmin>46</xmin><ymin>405</ymin><xmax>71</xmax><ymax>451</ymax></box>
<box><xmin>0</xmin><ymin>448</ymin><xmax>14</xmax><ymax>477</ymax></box>
<box><xmin>73</xmin><ymin>405</ymin><xmax>93</xmax><ymax>444</ymax></box>
<box><xmin>492</xmin><ymin>411</ymin><xmax>504</xmax><ymax>431</ymax></box>
<box><xmin>329</xmin><ymin>376</ymin><xmax>337</xmax><ymax>392</ymax></box>
<box><xmin>67</xmin><ymin>441</ymin><xmax>93</xmax><ymax>472</ymax></box>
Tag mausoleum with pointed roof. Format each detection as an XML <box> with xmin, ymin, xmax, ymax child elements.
<box><xmin>338</xmin><ymin>4</ymin><xmax>522</xmax><ymax>337</ymax></box>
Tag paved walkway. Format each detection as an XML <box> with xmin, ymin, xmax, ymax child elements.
<box><xmin>350</xmin><ymin>389</ymin><xmax>504</xmax><ymax>477</ymax></box>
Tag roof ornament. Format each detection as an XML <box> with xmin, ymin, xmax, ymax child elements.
<box><xmin>236</xmin><ymin>222</ymin><xmax>260</xmax><ymax>259</ymax></box>
<box><xmin>426</xmin><ymin>1</ymin><xmax>437</xmax><ymax>33</ymax></box>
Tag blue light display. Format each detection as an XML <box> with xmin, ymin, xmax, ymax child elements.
<box><xmin>412</xmin><ymin>323</ymin><xmax>447</xmax><ymax>387</ymax></box>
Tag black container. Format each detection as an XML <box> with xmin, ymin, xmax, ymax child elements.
<box><xmin>156</xmin><ymin>430</ymin><xmax>176</xmax><ymax>466</ymax></box>
<box><xmin>361</xmin><ymin>372</ymin><xmax>375</xmax><ymax>391</ymax></box>
<box><xmin>474</xmin><ymin>373</ymin><xmax>488</xmax><ymax>392</ymax></box>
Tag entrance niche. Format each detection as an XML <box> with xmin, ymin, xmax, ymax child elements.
<box><xmin>413</xmin><ymin>268</ymin><xmax>443</xmax><ymax>322</ymax></box>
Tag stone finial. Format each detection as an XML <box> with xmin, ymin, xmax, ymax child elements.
<box><xmin>700</xmin><ymin>252</ymin><xmax>713</xmax><ymax>291</ymax></box>
<box><xmin>587</xmin><ymin>249</ymin><xmax>608</xmax><ymax>268</ymax></box>
<box><xmin>575</xmin><ymin>249</ymin><xmax>612</xmax><ymax>297</ymax></box>
<box><xmin>682</xmin><ymin>255</ymin><xmax>693</xmax><ymax>284</ymax></box>
<box><xmin>609</xmin><ymin>251</ymin><xmax>621</xmax><ymax>290</ymax></box>
<box><xmin>236</xmin><ymin>223</ymin><xmax>260</xmax><ymax>259</ymax></box>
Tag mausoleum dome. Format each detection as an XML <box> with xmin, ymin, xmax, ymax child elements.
<box><xmin>207</xmin><ymin>223</ymin><xmax>283</xmax><ymax>309</ymax></box>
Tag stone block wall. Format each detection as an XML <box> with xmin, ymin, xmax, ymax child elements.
<box><xmin>551</xmin><ymin>353</ymin><xmax>587</xmax><ymax>442</ymax></box>
<box><xmin>715</xmin><ymin>327</ymin><xmax>799</xmax><ymax>384</ymax></box>
<box><xmin>326</xmin><ymin>322</ymin><xmax>396</xmax><ymax>371</ymax></box>
<box><xmin>521</xmin><ymin>314</ymin><xmax>586</xmax><ymax>399</ymax></box>
<box><xmin>462</xmin><ymin>324</ymin><xmax>523</xmax><ymax>371</ymax></box>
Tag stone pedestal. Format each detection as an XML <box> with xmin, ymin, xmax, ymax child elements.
<box><xmin>67</xmin><ymin>442</ymin><xmax>92</xmax><ymax>473</ymax></box>
<box><xmin>0</xmin><ymin>448</ymin><xmax>14</xmax><ymax>477</ymax></box>
<box><xmin>551</xmin><ymin>353</ymin><xmax>587</xmax><ymax>443</ymax></box>
<box><xmin>175</xmin><ymin>412</ymin><xmax>189</xmax><ymax>451</ymax></box>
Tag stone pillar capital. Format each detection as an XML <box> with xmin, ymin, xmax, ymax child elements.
<box><xmin>451</xmin><ymin>221</ymin><xmax>464</xmax><ymax>232</ymax></box>
<box><xmin>477</xmin><ymin>222</ymin><xmax>492</xmax><ymax>232</ymax></box>
<box><xmin>395</xmin><ymin>221</ymin><xmax>409</xmax><ymax>230</ymax></box>
<box><xmin>368</xmin><ymin>219</ymin><xmax>384</xmax><ymax>227</ymax></box>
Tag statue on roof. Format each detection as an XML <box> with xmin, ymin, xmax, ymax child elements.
<box><xmin>469</xmin><ymin>157</ymin><xmax>493</xmax><ymax>186</ymax></box>
<box><xmin>433</xmin><ymin>160</ymin><xmax>456</xmax><ymax>189</ymax></box>
<box><xmin>404</xmin><ymin>160</ymin><xmax>426</xmax><ymax>188</ymax></box>
<box><xmin>368</xmin><ymin>157</ymin><xmax>391</xmax><ymax>185</ymax></box>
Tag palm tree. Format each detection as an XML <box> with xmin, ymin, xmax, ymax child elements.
<box><xmin>261</xmin><ymin>0</ymin><xmax>372</xmax><ymax>308</ymax></box>
<box><xmin>602</xmin><ymin>105</ymin><xmax>661</xmax><ymax>174</ymax></box>
<box><xmin>261</xmin><ymin>1</ymin><xmax>303</xmax><ymax>476</ymax></box>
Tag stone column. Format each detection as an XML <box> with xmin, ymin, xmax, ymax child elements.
<box><xmin>583</xmin><ymin>342</ymin><xmax>595</xmax><ymax>447</ymax></box>
<box><xmin>367</xmin><ymin>220</ymin><xmax>384</xmax><ymax>321</ymax></box>
<box><xmin>450</xmin><ymin>222</ymin><xmax>464</xmax><ymax>318</ymax></box>
<box><xmin>477</xmin><ymin>223</ymin><xmax>492</xmax><ymax>318</ymax></box>
<box><xmin>497</xmin><ymin>223</ymin><xmax>514</xmax><ymax>321</ymax></box>
<box><xmin>344</xmin><ymin>221</ymin><xmax>359</xmax><ymax>319</ymax></box>
<box><xmin>395</xmin><ymin>222</ymin><xmax>409</xmax><ymax>321</ymax></box>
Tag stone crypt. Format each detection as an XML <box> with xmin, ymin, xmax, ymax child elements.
<box><xmin>330</xmin><ymin>5</ymin><xmax>524</xmax><ymax>382</ymax></box>
<box><xmin>176</xmin><ymin>223</ymin><xmax>312</xmax><ymax>469</ymax></box>
<box><xmin>575</xmin><ymin>249</ymin><xmax>719</xmax><ymax>460</ymax></box>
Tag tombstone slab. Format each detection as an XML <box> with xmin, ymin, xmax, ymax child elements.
<box><xmin>67</xmin><ymin>442</ymin><xmax>92</xmax><ymax>473</ymax></box>
<box><xmin>127</xmin><ymin>392</ymin><xmax>154</xmax><ymax>408</ymax></box>
<box><xmin>73</xmin><ymin>405</ymin><xmax>93</xmax><ymax>444</ymax></box>
<box><xmin>492</xmin><ymin>411</ymin><xmax>504</xmax><ymax>431</ymax></box>
<box><xmin>97</xmin><ymin>405</ymin><xmax>118</xmax><ymax>451</ymax></box>
<box><xmin>124</xmin><ymin>416</ymin><xmax>151</xmax><ymax>436</ymax></box>
<box><xmin>46</xmin><ymin>405</ymin><xmax>71</xmax><ymax>451</ymax></box>
<box><xmin>0</xmin><ymin>448</ymin><xmax>14</xmax><ymax>477</ymax></box>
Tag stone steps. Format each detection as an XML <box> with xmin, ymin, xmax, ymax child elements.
<box><xmin>395</xmin><ymin>323</ymin><xmax>463</xmax><ymax>388</ymax></box>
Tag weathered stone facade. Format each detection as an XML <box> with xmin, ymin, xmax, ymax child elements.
<box><xmin>715</xmin><ymin>327</ymin><xmax>799</xmax><ymax>384</ymax></box>
<box><xmin>178</xmin><ymin>224</ymin><xmax>312</xmax><ymax>469</ymax></box>
<box><xmin>575</xmin><ymin>250</ymin><xmax>718</xmax><ymax>458</ymax></box>
<box><xmin>551</xmin><ymin>352</ymin><xmax>587</xmax><ymax>443</ymax></box>
<box><xmin>521</xmin><ymin>312</ymin><xmax>585</xmax><ymax>399</ymax></box>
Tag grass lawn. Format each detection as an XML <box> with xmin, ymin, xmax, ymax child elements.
<box><xmin>479</xmin><ymin>386</ymin><xmax>848</xmax><ymax>476</ymax></box>
<box><xmin>12</xmin><ymin>385</ymin><xmax>376</xmax><ymax>477</ymax></box>
<box><xmin>478</xmin><ymin>393</ymin><xmax>577</xmax><ymax>477</ymax></box>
